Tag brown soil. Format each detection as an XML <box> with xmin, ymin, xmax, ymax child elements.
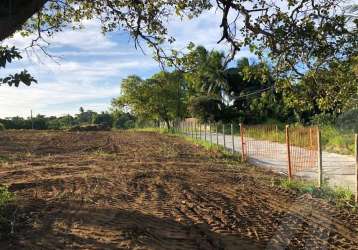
<box><xmin>0</xmin><ymin>130</ymin><xmax>357</xmax><ymax>249</ymax></box>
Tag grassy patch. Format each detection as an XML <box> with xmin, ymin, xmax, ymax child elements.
<box><xmin>171</xmin><ymin>132</ymin><xmax>242</xmax><ymax>162</ymax></box>
<box><xmin>0</xmin><ymin>155</ymin><xmax>10</xmax><ymax>164</ymax></box>
<box><xmin>128</xmin><ymin>127</ymin><xmax>169</xmax><ymax>134</ymax></box>
<box><xmin>320</xmin><ymin>126</ymin><xmax>355</xmax><ymax>155</ymax></box>
<box><xmin>277</xmin><ymin>179</ymin><xmax>356</xmax><ymax>210</ymax></box>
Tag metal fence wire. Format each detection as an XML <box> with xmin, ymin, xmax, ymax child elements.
<box><xmin>240</xmin><ymin>124</ymin><xmax>281</xmax><ymax>161</ymax></box>
<box><xmin>288</xmin><ymin>126</ymin><xmax>319</xmax><ymax>174</ymax></box>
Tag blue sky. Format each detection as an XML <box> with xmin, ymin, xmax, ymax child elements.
<box><xmin>1</xmin><ymin>8</ymin><xmax>252</xmax><ymax>118</ymax></box>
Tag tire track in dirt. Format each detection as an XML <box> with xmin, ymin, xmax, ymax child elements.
<box><xmin>0</xmin><ymin>131</ymin><xmax>357</xmax><ymax>249</ymax></box>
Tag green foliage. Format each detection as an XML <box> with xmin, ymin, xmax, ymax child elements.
<box><xmin>0</xmin><ymin>108</ymin><xmax>133</xmax><ymax>130</ymax></box>
<box><xmin>320</xmin><ymin>126</ymin><xmax>355</xmax><ymax>155</ymax></box>
<box><xmin>112</xmin><ymin>71</ymin><xmax>188</xmax><ymax>129</ymax></box>
<box><xmin>278</xmin><ymin>179</ymin><xmax>355</xmax><ymax>209</ymax></box>
<box><xmin>0</xmin><ymin>46</ymin><xmax>36</xmax><ymax>87</ymax></box>
<box><xmin>188</xmin><ymin>95</ymin><xmax>239</xmax><ymax>123</ymax></box>
<box><xmin>92</xmin><ymin>112</ymin><xmax>113</xmax><ymax>128</ymax></box>
<box><xmin>1</xmin><ymin>0</ymin><xmax>356</xmax><ymax>83</ymax></box>
<box><xmin>189</xmin><ymin>96</ymin><xmax>224</xmax><ymax>123</ymax></box>
<box><xmin>310</xmin><ymin>113</ymin><xmax>337</xmax><ymax>126</ymax></box>
<box><xmin>113</xmin><ymin>113</ymin><xmax>135</xmax><ymax>129</ymax></box>
<box><xmin>336</xmin><ymin>109</ymin><xmax>358</xmax><ymax>133</ymax></box>
<box><xmin>0</xmin><ymin>123</ymin><xmax>5</xmax><ymax>131</ymax></box>
<box><xmin>0</xmin><ymin>187</ymin><xmax>13</xmax><ymax>208</ymax></box>
<box><xmin>76</xmin><ymin>109</ymin><xmax>97</xmax><ymax>124</ymax></box>
<box><xmin>281</xmin><ymin>58</ymin><xmax>358</xmax><ymax>123</ymax></box>
<box><xmin>0</xmin><ymin>186</ymin><xmax>14</xmax><ymax>239</ymax></box>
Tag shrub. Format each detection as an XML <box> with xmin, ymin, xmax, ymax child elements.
<box><xmin>336</xmin><ymin>109</ymin><xmax>358</xmax><ymax>132</ymax></box>
<box><xmin>310</xmin><ymin>113</ymin><xmax>337</xmax><ymax>126</ymax></box>
<box><xmin>320</xmin><ymin>126</ymin><xmax>355</xmax><ymax>155</ymax></box>
<box><xmin>189</xmin><ymin>96</ymin><xmax>222</xmax><ymax>122</ymax></box>
<box><xmin>113</xmin><ymin>113</ymin><xmax>135</xmax><ymax>129</ymax></box>
<box><xmin>92</xmin><ymin>112</ymin><xmax>113</xmax><ymax>128</ymax></box>
<box><xmin>0</xmin><ymin>123</ymin><xmax>5</xmax><ymax>131</ymax></box>
<box><xmin>0</xmin><ymin>186</ymin><xmax>14</xmax><ymax>240</ymax></box>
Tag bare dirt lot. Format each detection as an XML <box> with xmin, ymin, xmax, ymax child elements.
<box><xmin>0</xmin><ymin>130</ymin><xmax>357</xmax><ymax>249</ymax></box>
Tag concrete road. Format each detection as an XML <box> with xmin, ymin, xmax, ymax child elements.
<box><xmin>185</xmin><ymin>130</ymin><xmax>357</xmax><ymax>192</ymax></box>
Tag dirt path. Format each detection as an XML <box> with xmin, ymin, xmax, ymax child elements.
<box><xmin>0</xmin><ymin>131</ymin><xmax>357</xmax><ymax>249</ymax></box>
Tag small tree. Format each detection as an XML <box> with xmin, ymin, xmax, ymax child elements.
<box><xmin>92</xmin><ymin>112</ymin><xmax>113</xmax><ymax>128</ymax></box>
<box><xmin>112</xmin><ymin>72</ymin><xmax>188</xmax><ymax>129</ymax></box>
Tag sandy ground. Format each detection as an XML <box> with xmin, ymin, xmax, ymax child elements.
<box><xmin>0</xmin><ymin>130</ymin><xmax>357</xmax><ymax>249</ymax></box>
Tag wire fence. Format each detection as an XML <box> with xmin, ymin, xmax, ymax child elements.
<box><xmin>168</xmin><ymin>120</ymin><xmax>358</xmax><ymax>203</ymax></box>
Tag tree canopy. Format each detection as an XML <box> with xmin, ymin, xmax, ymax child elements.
<box><xmin>112</xmin><ymin>72</ymin><xmax>188</xmax><ymax>129</ymax></box>
<box><xmin>1</xmin><ymin>0</ymin><xmax>356</xmax><ymax>81</ymax></box>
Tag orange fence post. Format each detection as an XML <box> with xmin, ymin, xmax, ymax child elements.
<box><xmin>317</xmin><ymin>129</ymin><xmax>323</xmax><ymax>187</ymax></box>
<box><xmin>240</xmin><ymin>123</ymin><xmax>245</xmax><ymax>162</ymax></box>
<box><xmin>286</xmin><ymin>125</ymin><xmax>292</xmax><ymax>181</ymax></box>
<box><xmin>355</xmin><ymin>134</ymin><xmax>358</xmax><ymax>204</ymax></box>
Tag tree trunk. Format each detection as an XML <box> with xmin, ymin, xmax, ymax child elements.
<box><xmin>165</xmin><ymin>119</ymin><xmax>170</xmax><ymax>130</ymax></box>
<box><xmin>0</xmin><ymin>0</ymin><xmax>48</xmax><ymax>42</ymax></box>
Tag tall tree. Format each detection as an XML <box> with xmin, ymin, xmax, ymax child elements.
<box><xmin>112</xmin><ymin>72</ymin><xmax>188</xmax><ymax>129</ymax></box>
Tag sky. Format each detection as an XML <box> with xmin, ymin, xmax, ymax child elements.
<box><xmin>0</xmin><ymin>8</ymin><xmax>253</xmax><ymax>118</ymax></box>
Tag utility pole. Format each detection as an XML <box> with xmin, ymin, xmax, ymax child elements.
<box><xmin>30</xmin><ymin>110</ymin><xmax>34</xmax><ymax>130</ymax></box>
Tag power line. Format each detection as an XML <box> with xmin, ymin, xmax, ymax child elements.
<box><xmin>232</xmin><ymin>86</ymin><xmax>274</xmax><ymax>100</ymax></box>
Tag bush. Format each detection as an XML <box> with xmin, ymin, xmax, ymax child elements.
<box><xmin>0</xmin><ymin>123</ymin><xmax>5</xmax><ymax>131</ymax></box>
<box><xmin>189</xmin><ymin>96</ymin><xmax>227</xmax><ymax>123</ymax></box>
<box><xmin>92</xmin><ymin>112</ymin><xmax>113</xmax><ymax>128</ymax></box>
<box><xmin>113</xmin><ymin>113</ymin><xmax>135</xmax><ymax>129</ymax></box>
<box><xmin>336</xmin><ymin>109</ymin><xmax>358</xmax><ymax>132</ymax></box>
<box><xmin>0</xmin><ymin>186</ymin><xmax>14</xmax><ymax>240</ymax></box>
<box><xmin>320</xmin><ymin>126</ymin><xmax>355</xmax><ymax>155</ymax></box>
<box><xmin>310</xmin><ymin>113</ymin><xmax>337</xmax><ymax>126</ymax></box>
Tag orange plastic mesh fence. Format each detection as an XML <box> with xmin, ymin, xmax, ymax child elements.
<box><xmin>288</xmin><ymin>126</ymin><xmax>318</xmax><ymax>173</ymax></box>
<box><xmin>241</xmin><ymin>124</ymin><xmax>281</xmax><ymax>160</ymax></box>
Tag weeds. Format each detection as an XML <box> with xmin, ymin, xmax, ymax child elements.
<box><xmin>320</xmin><ymin>126</ymin><xmax>355</xmax><ymax>155</ymax></box>
<box><xmin>0</xmin><ymin>186</ymin><xmax>15</xmax><ymax>239</ymax></box>
<box><xmin>277</xmin><ymin>179</ymin><xmax>356</xmax><ymax>210</ymax></box>
<box><xmin>0</xmin><ymin>155</ymin><xmax>10</xmax><ymax>164</ymax></box>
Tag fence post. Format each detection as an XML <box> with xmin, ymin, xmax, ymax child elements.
<box><xmin>204</xmin><ymin>123</ymin><xmax>207</xmax><ymax>141</ymax></box>
<box><xmin>239</xmin><ymin>123</ymin><xmax>245</xmax><ymax>162</ymax></box>
<box><xmin>209</xmin><ymin>123</ymin><xmax>212</xmax><ymax>146</ymax></box>
<box><xmin>194</xmin><ymin>122</ymin><xmax>197</xmax><ymax>140</ymax></box>
<box><xmin>355</xmin><ymin>134</ymin><xmax>358</xmax><ymax>204</ymax></box>
<box><xmin>285</xmin><ymin>125</ymin><xmax>292</xmax><ymax>181</ymax></box>
<box><xmin>231</xmin><ymin>123</ymin><xmax>234</xmax><ymax>154</ymax></box>
<box><xmin>216</xmin><ymin>124</ymin><xmax>219</xmax><ymax>145</ymax></box>
<box><xmin>317</xmin><ymin>128</ymin><xmax>323</xmax><ymax>188</ymax></box>
<box><xmin>191</xmin><ymin>122</ymin><xmax>193</xmax><ymax>138</ymax></box>
<box><xmin>223</xmin><ymin>124</ymin><xmax>226</xmax><ymax>149</ymax></box>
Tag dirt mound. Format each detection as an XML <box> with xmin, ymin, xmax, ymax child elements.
<box><xmin>0</xmin><ymin>131</ymin><xmax>357</xmax><ymax>249</ymax></box>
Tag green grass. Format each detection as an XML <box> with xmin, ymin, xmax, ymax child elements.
<box><xmin>0</xmin><ymin>155</ymin><xmax>10</xmax><ymax>164</ymax></box>
<box><xmin>276</xmin><ymin>179</ymin><xmax>356</xmax><ymax>210</ymax></box>
<box><xmin>0</xmin><ymin>187</ymin><xmax>13</xmax><ymax>208</ymax></box>
<box><xmin>320</xmin><ymin>125</ymin><xmax>355</xmax><ymax>155</ymax></box>
<box><xmin>127</xmin><ymin>127</ymin><xmax>169</xmax><ymax>133</ymax></box>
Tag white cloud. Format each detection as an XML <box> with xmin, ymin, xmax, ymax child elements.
<box><xmin>0</xmin><ymin>7</ymin><xmax>255</xmax><ymax>118</ymax></box>
<box><xmin>0</xmin><ymin>81</ymin><xmax>118</xmax><ymax>118</ymax></box>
